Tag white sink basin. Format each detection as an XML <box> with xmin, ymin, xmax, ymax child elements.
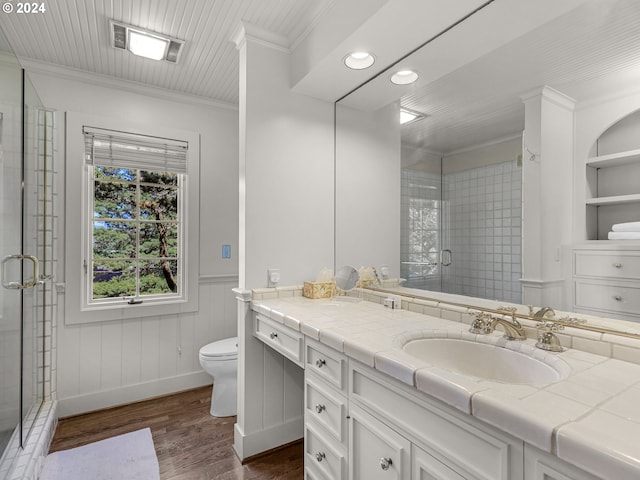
<box><xmin>402</xmin><ymin>338</ymin><xmax>564</xmax><ymax>385</ymax></box>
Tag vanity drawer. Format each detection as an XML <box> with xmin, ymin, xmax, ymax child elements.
<box><xmin>305</xmin><ymin>373</ymin><xmax>348</xmax><ymax>444</ymax></box>
<box><xmin>305</xmin><ymin>339</ymin><xmax>347</xmax><ymax>393</ymax></box>
<box><xmin>305</xmin><ymin>420</ymin><xmax>347</xmax><ymax>480</ymax></box>
<box><xmin>574</xmin><ymin>251</ymin><xmax>640</xmax><ymax>280</ymax></box>
<box><xmin>349</xmin><ymin>363</ymin><xmax>522</xmax><ymax>480</ymax></box>
<box><xmin>254</xmin><ymin>314</ymin><xmax>304</xmax><ymax>366</ymax></box>
<box><xmin>574</xmin><ymin>280</ymin><xmax>640</xmax><ymax>316</ymax></box>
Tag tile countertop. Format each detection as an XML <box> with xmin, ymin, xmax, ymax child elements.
<box><xmin>251</xmin><ymin>295</ymin><xmax>640</xmax><ymax>480</ymax></box>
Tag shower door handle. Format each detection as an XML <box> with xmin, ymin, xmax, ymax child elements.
<box><xmin>1</xmin><ymin>254</ymin><xmax>40</xmax><ymax>289</ymax></box>
<box><xmin>441</xmin><ymin>249</ymin><xmax>452</xmax><ymax>266</ymax></box>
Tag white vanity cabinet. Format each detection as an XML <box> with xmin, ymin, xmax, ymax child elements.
<box><xmin>304</xmin><ymin>339</ymin><xmax>349</xmax><ymax>480</ymax></box>
<box><xmin>349</xmin><ymin>362</ymin><xmax>524</xmax><ymax>480</ymax></box>
<box><xmin>572</xmin><ymin>244</ymin><xmax>640</xmax><ymax>321</ymax></box>
<box><xmin>253</xmin><ymin>308</ymin><xmax>609</xmax><ymax>480</ymax></box>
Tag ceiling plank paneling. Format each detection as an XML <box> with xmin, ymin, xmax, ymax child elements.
<box><xmin>0</xmin><ymin>0</ymin><xmax>331</xmax><ymax>106</ymax></box>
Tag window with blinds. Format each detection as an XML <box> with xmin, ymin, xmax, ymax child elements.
<box><xmin>83</xmin><ymin>126</ymin><xmax>188</xmax><ymax>305</ymax></box>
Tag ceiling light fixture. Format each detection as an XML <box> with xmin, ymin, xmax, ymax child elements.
<box><xmin>110</xmin><ymin>20</ymin><xmax>184</xmax><ymax>63</ymax></box>
<box><xmin>128</xmin><ymin>30</ymin><xmax>168</xmax><ymax>60</ymax></box>
<box><xmin>400</xmin><ymin>108</ymin><xmax>425</xmax><ymax>125</ymax></box>
<box><xmin>391</xmin><ymin>70</ymin><xmax>419</xmax><ymax>85</ymax></box>
<box><xmin>344</xmin><ymin>52</ymin><xmax>375</xmax><ymax>70</ymax></box>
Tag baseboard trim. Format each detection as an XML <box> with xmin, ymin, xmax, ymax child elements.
<box><xmin>57</xmin><ymin>371</ymin><xmax>212</xmax><ymax>417</ymax></box>
<box><xmin>233</xmin><ymin>417</ymin><xmax>304</xmax><ymax>462</ymax></box>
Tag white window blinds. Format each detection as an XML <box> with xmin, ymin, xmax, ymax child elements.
<box><xmin>83</xmin><ymin>126</ymin><xmax>188</xmax><ymax>174</ymax></box>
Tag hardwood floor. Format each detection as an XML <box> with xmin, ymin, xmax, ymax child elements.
<box><xmin>49</xmin><ymin>386</ymin><xmax>304</xmax><ymax>479</ymax></box>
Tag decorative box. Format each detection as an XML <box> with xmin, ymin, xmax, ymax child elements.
<box><xmin>303</xmin><ymin>281</ymin><xmax>334</xmax><ymax>299</ymax></box>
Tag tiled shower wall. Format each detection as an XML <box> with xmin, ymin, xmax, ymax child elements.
<box><xmin>442</xmin><ymin>160</ymin><xmax>522</xmax><ymax>303</ymax></box>
<box><xmin>35</xmin><ymin>109</ymin><xmax>57</xmax><ymax>405</ymax></box>
<box><xmin>401</xmin><ymin>160</ymin><xmax>522</xmax><ymax>303</ymax></box>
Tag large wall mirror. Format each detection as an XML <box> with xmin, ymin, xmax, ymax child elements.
<box><xmin>335</xmin><ymin>0</ymin><xmax>640</xmax><ymax>332</ymax></box>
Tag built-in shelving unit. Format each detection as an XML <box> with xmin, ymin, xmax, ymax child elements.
<box><xmin>585</xmin><ymin>115</ymin><xmax>640</xmax><ymax>240</ymax></box>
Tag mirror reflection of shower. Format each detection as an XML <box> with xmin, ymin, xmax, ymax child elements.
<box><xmin>400</xmin><ymin>136</ymin><xmax>523</xmax><ymax>304</ymax></box>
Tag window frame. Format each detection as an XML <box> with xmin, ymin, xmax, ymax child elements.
<box><xmin>85</xmin><ymin>163</ymin><xmax>186</xmax><ymax>308</ymax></box>
<box><xmin>64</xmin><ymin>112</ymin><xmax>200</xmax><ymax>325</ymax></box>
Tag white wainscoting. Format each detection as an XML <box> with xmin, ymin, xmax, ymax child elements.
<box><xmin>55</xmin><ymin>275</ymin><xmax>238</xmax><ymax>417</ymax></box>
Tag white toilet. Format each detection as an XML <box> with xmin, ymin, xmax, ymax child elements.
<box><xmin>198</xmin><ymin>337</ymin><xmax>238</xmax><ymax>417</ymax></box>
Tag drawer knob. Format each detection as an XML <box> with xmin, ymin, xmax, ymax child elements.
<box><xmin>315</xmin><ymin>404</ymin><xmax>326</xmax><ymax>414</ymax></box>
<box><xmin>380</xmin><ymin>457</ymin><xmax>393</xmax><ymax>471</ymax></box>
<box><xmin>614</xmin><ymin>295</ymin><xmax>622</xmax><ymax>301</ymax></box>
<box><xmin>315</xmin><ymin>358</ymin><xmax>326</xmax><ymax>368</ymax></box>
<box><xmin>316</xmin><ymin>452</ymin><xmax>326</xmax><ymax>462</ymax></box>
<box><xmin>614</xmin><ymin>263</ymin><xmax>623</xmax><ymax>268</ymax></box>
<box><xmin>269</xmin><ymin>332</ymin><xmax>278</xmax><ymax>339</ymax></box>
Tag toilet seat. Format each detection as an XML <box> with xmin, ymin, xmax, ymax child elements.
<box><xmin>200</xmin><ymin>337</ymin><xmax>238</xmax><ymax>360</ymax></box>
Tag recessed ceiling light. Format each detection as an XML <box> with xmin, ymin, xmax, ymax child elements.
<box><xmin>344</xmin><ymin>52</ymin><xmax>375</xmax><ymax>70</ymax></box>
<box><xmin>400</xmin><ymin>108</ymin><xmax>425</xmax><ymax>125</ymax></box>
<box><xmin>391</xmin><ymin>70</ymin><xmax>419</xmax><ymax>85</ymax></box>
<box><xmin>110</xmin><ymin>20</ymin><xmax>184</xmax><ymax>63</ymax></box>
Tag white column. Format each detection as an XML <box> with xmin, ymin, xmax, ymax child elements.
<box><xmin>232</xmin><ymin>21</ymin><xmax>331</xmax><ymax>460</ymax></box>
<box><xmin>521</xmin><ymin>86</ymin><xmax>575</xmax><ymax>309</ymax></box>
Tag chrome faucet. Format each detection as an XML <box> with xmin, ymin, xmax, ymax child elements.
<box><xmin>532</xmin><ymin>306</ymin><xmax>555</xmax><ymax>319</ymax></box>
<box><xmin>469</xmin><ymin>307</ymin><xmax>526</xmax><ymax>341</ymax></box>
<box><xmin>490</xmin><ymin>307</ymin><xmax>527</xmax><ymax>340</ymax></box>
<box><xmin>489</xmin><ymin>316</ymin><xmax>527</xmax><ymax>340</ymax></box>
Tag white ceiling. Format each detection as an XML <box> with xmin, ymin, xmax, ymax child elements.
<box><xmin>1</xmin><ymin>0</ymin><xmax>639</xmax><ymax>156</ymax></box>
<box><xmin>341</xmin><ymin>0</ymin><xmax>640</xmax><ymax>154</ymax></box>
<box><xmin>0</xmin><ymin>0</ymin><xmax>333</xmax><ymax>106</ymax></box>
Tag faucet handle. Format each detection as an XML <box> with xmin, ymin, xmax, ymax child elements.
<box><xmin>536</xmin><ymin>321</ymin><xmax>564</xmax><ymax>332</ymax></box>
<box><xmin>559</xmin><ymin>315</ymin><xmax>587</xmax><ymax>325</ymax></box>
<box><xmin>535</xmin><ymin>322</ymin><xmax>564</xmax><ymax>352</ymax></box>
<box><xmin>469</xmin><ymin>312</ymin><xmax>492</xmax><ymax>334</ymax></box>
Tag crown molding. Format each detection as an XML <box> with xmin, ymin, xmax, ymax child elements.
<box><xmin>230</xmin><ymin>21</ymin><xmax>290</xmax><ymax>53</ymax></box>
<box><xmin>20</xmin><ymin>57</ymin><xmax>238</xmax><ymax>112</ymax></box>
<box><xmin>520</xmin><ymin>85</ymin><xmax>576</xmax><ymax>111</ymax></box>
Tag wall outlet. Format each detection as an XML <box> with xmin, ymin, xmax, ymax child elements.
<box><xmin>267</xmin><ymin>268</ymin><xmax>280</xmax><ymax>287</ymax></box>
<box><xmin>379</xmin><ymin>265</ymin><xmax>389</xmax><ymax>279</ymax></box>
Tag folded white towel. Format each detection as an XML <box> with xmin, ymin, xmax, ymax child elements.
<box><xmin>608</xmin><ymin>231</ymin><xmax>640</xmax><ymax>240</ymax></box>
<box><xmin>612</xmin><ymin>221</ymin><xmax>640</xmax><ymax>232</ymax></box>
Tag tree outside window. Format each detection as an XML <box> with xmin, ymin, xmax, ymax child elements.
<box><xmin>91</xmin><ymin>165</ymin><xmax>181</xmax><ymax>300</ymax></box>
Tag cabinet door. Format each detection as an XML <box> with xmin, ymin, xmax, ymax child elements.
<box><xmin>413</xmin><ymin>445</ymin><xmax>465</xmax><ymax>480</ymax></box>
<box><xmin>524</xmin><ymin>445</ymin><xmax>600</xmax><ymax>480</ymax></box>
<box><xmin>349</xmin><ymin>405</ymin><xmax>410</xmax><ymax>480</ymax></box>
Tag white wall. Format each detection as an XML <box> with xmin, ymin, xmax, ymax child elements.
<box><xmin>27</xmin><ymin>68</ymin><xmax>240</xmax><ymax>416</ymax></box>
<box><xmin>239</xmin><ymin>33</ymin><xmax>335</xmax><ymax>289</ymax></box>
<box><xmin>335</xmin><ymin>102</ymin><xmax>401</xmax><ymax>278</ymax></box>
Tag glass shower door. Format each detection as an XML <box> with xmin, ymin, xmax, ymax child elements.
<box><xmin>0</xmin><ymin>63</ymin><xmax>49</xmax><ymax>458</ymax></box>
<box><xmin>0</xmin><ymin>54</ymin><xmax>25</xmax><ymax>457</ymax></box>
<box><xmin>400</xmin><ymin>165</ymin><xmax>445</xmax><ymax>291</ymax></box>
